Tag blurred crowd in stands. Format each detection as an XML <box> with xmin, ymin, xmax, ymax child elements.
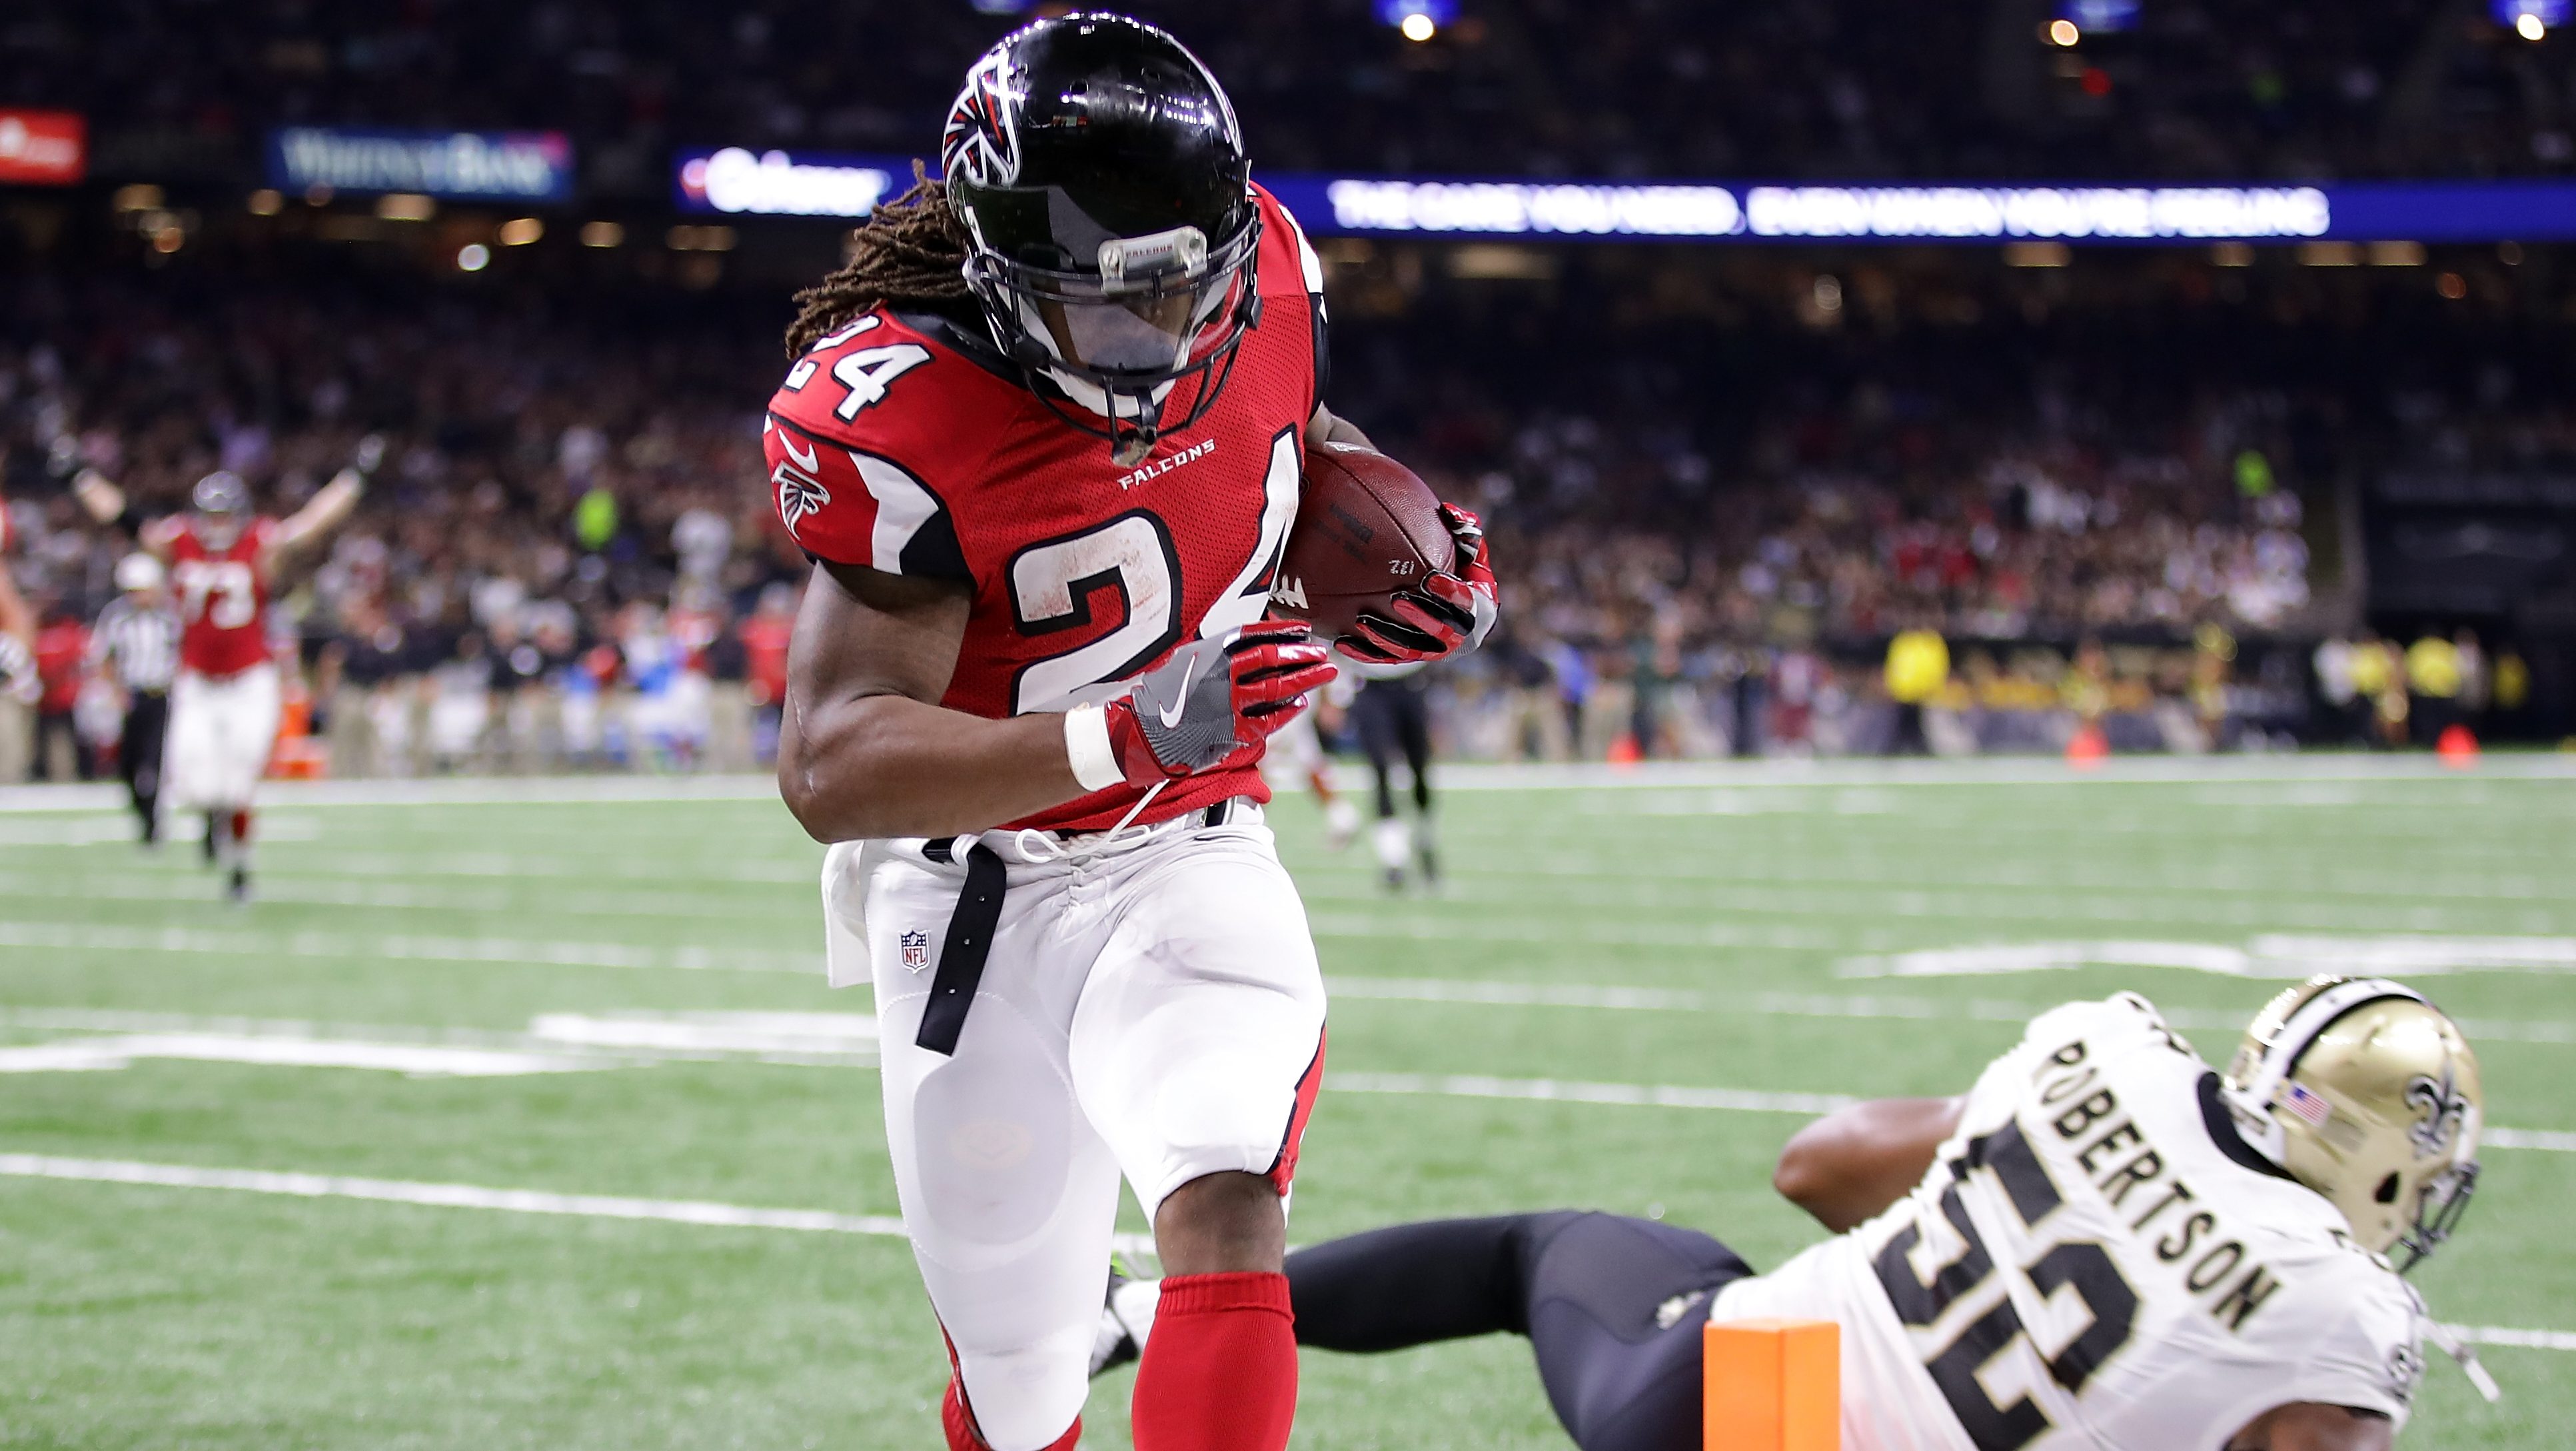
<box><xmin>9</xmin><ymin>243</ymin><xmax>2553</xmax><ymax>782</ymax></box>
<box><xmin>17</xmin><ymin>0</ymin><xmax>2576</xmax><ymax>187</ymax></box>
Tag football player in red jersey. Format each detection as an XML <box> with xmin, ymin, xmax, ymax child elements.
<box><xmin>765</xmin><ymin>15</ymin><xmax>1495</xmax><ymax>1451</ymax></box>
<box><xmin>75</xmin><ymin>439</ymin><xmax>381</xmax><ymax>898</ymax></box>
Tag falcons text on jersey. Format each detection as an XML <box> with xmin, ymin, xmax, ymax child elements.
<box><xmin>167</xmin><ymin>519</ymin><xmax>279</xmax><ymax>678</ymax></box>
<box><xmin>761</xmin><ymin>185</ymin><xmax>1329</xmax><ymax>834</ymax></box>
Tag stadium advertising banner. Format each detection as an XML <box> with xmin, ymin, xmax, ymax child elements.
<box><xmin>268</xmin><ymin>127</ymin><xmax>574</xmax><ymax>202</ymax></box>
<box><xmin>675</xmin><ymin>147</ymin><xmax>899</xmax><ymax>217</ymax></box>
<box><xmin>0</xmin><ymin>109</ymin><xmax>85</xmax><ymax>186</ymax></box>
<box><xmin>667</xmin><ymin>151</ymin><xmax>2576</xmax><ymax>243</ymax></box>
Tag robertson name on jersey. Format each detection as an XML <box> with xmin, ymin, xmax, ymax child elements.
<box><xmin>1715</xmin><ymin>994</ymin><xmax>2426</xmax><ymax>1451</ymax></box>
<box><xmin>762</xmin><ymin>186</ymin><xmax>1327</xmax><ymax>834</ymax></box>
<box><xmin>165</xmin><ymin>518</ymin><xmax>279</xmax><ymax>678</ymax></box>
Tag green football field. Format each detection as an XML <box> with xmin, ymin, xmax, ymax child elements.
<box><xmin>2</xmin><ymin>756</ymin><xmax>2571</xmax><ymax>1450</ymax></box>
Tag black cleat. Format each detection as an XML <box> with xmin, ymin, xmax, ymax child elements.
<box><xmin>227</xmin><ymin>867</ymin><xmax>251</xmax><ymax>904</ymax></box>
<box><xmin>1090</xmin><ymin>1266</ymin><xmax>1143</xmax><ymax>1378</ymax></box>
<box><xmin>202</xmin><ymin>816</ymin><xmax>219</xmax><ymax>865</ymax></box>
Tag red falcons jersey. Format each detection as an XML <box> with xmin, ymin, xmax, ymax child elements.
<box><xmin>165</xmin><ymin>519</ymin><xmax>279</xmax><ymax>677</ymax></box>
<box><xmin>763</xmin><ymin>185</ymin><xmax>1328</xmax><ymax>834</ymax></box>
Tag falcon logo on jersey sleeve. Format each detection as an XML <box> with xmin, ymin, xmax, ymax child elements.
<box><xmin>762</xmin><ymin>415</ymin><xmax>969</xmax><ymax>581</ymax></box>
<box><xmin>771</xmin><ymin>428</ymin><xmax>833</xmax><ymax>536</ymax></box>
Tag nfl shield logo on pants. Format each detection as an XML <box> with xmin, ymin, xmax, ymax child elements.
<box><xmin>900</xmin><ymin>930</ymin><xmax>932</xmax><ymax>973</ymax></box>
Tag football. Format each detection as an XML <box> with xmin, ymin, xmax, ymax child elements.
<box><xmin>1273</xmin><ymin>441</ymin><xmax>1455</xmax><ymax>639</ymax></box>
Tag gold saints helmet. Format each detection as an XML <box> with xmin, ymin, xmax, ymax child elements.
<box><xmin>2222</xmin><ymin>975</ymin><xmax>2482</xmax><ymax>1270</ymax></box>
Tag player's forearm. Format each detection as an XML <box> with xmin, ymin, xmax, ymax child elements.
<box><xmin>1773</xmin><ymin>1096</ymin><xmax>1964</xmax><ymax>1233</ymax></box>
<box><xmin>778</xmin><ymin>691</ymin><xmax>1087</xmax><ymax>842</ymax></box>
<box><xmin>271</xmin><ymin>473</ymin><xmax>364</xmax><ymax>567</ymax></box>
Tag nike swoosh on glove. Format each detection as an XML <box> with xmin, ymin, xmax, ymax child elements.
<box><xmin>1335</xmin><ymin>503</ymin><xmax>1501</xmax><ymax>666</ymax></box>
<box><xmin>1104</xmin><ymin>621</ymin><xmax>1337</xmax><ymax>786</ymax></box>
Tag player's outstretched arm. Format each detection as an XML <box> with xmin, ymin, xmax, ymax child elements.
<box><xmin>2226</xmin><ymin>1402</ymin><xmax>2393</xmax><ymax>1451</ymax></box>
<box><xmin>778</xmin><ymin>560</ymin><xmax>1081</xmax><ymax>842</ymax></box>
<box><xmin>1772</xmin><ymin>1095</ymin><xmax>1965</xmax><ymax>1233</ymax></box>
<box><xmin>266</xmin><ymin>435</ymin><xmax>384</xmax><ymax>577</ymax></box>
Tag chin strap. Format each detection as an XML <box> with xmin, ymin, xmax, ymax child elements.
<box><xmin>2423</xmin><ymin>1320</ymin><xmax>2503</xmax><ymax>1403</ymax></box>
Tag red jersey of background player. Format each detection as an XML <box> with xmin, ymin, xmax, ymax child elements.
<box><xmin>762</xmin><ymin>184</ymin><xmax>1327</xmax><ymax>834</ymax></box>
<box><xmin>163</xmin><ymin>518</ymin><xmax>279</xmax><ymax>677</ymax></box>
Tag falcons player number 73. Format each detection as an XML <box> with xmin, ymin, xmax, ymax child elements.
<box><xmin>758</xmin><ymin>16</ymin><xmax>1496</xmax><ymax>1451</ymax></box>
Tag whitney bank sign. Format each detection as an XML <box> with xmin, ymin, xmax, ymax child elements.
<box><xmin>268</xmin><ymin>127</ymin><xmax>574</xmax><ymax>203</ymax></box>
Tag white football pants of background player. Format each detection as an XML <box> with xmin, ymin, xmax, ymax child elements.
<box><xmin>165</xmin><ymin>661</ymin><xmax>279</xmax><ymax>859</ymax></box>
<box><xmin>823</xmin><ymin>802</ymin><xmax>1326</xmax><ymax>1451</ymax></box>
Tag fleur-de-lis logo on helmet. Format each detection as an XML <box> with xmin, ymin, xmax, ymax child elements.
<box><xmin>2403</xmin><ymin>1064</ymin><xmax>2470</xmax><ymax>1159</ymax></box>
<box><xmin>943</xmin><ymin>47</ymin><xmax>1025</xmax><ymax>187</ymax></box>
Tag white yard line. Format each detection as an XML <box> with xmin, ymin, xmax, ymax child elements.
<box><xmin>0</xmin><ymin>1154</ymin><xmax>1154</xmax><ymax>1256</ymax></box>
<box><xmin>0</xmin><ymin>1150</ymin><xmax>2559</xmax><ymax>1357</ymax></box>
<box><xmin>1321</xmin><ymin>976</ymin><xmax>2576</xmax><ymax>1046</ymax></box>
<box><xmin>1335</xmin><ymin>1071</ymin><xmax>1855</xmax><ymax>1115</ymax></box>
<box><xmin>0</xmin><ymin>921</ymin><xmax>815</xmax><ymax>974</ymax></box>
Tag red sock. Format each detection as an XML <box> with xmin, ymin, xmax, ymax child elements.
<box><xmin>229</xmin><ymin>808</ymin><xmax>252</xmax><ymax>844</ymax></box>
<box><xmin>940</xmin><ymin>1366</ymin><xmax>1079</xmax><ymax>1451</ymax></box>
<box><xmin>1130</xmin><ymin>1272</ymin><xmax>1296</xmax><ymax>1451</ymax></box>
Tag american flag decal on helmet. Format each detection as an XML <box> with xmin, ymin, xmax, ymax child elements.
<box><xmin>943</xmin><ymin>47</ymin><xmax>1025</xmax><ymax>186</ymax></box>
<box><xmin>2282</xmin><ymin>1081</ymin><xmax>2334</xmax><ymax>1130</ymax></box>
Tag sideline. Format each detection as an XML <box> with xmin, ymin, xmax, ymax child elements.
<box><xmin>3</xmin><ymin>752</ymin><xmax>2573</xmax><ymax>814</ymax></box>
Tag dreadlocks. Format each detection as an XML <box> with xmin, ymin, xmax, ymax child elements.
<box><xmin>783</xmin><ymin>169</ymin><xmax>975</xmax><ymax>357</ymax></box>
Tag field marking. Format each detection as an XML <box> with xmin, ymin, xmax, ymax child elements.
<box><xmin>0</xmin><ymin>1032</ymin><xmax>603</xmax><ymax>1077</ymax></box>
<box><xmin>0</xmin><ymin>1006</ymin><xmax>878</xmax><ymax>1070</ymax></box>
<box><xmin>1335</xmin><ymin>1069</ymin><xmax>2576</xmax><ymax>1153</ymax></box>
<box><xmin>0</xmin><ymin>754</ymin><xmax>2571</xmax><ymax>818</ymax></box>
<box><xmin>1842</xmin><ymin>936</ymin><xmax>2576</xmax><ymax>980</ymax></box>
<box><xmin>0</xmin><ymin>1154</ymin><xmax>1154</xmax><ymax>1256</ymax></box>
<box><xmin>1335</xmin><ymin>1071</ymin><xmax>1854</xmax><ymax>1116</ymax></box>
<box><xmin>0</xmin><ymin>870</ymin><xmax>807</xmax><ymax>922</ymax></box>
<box><xmin>0</xmin><ymin>921</ymin><xmax>815</xmax><ymax>975</ymax></box>
<box><xmin>2</xmin><ymin>1151</ymin><xmax>2560</xmax><ymax>1362</ymax></box>
<box><xmin>1320</xmin><ymin>976</ymin><xmax>2576</xmax><ymax>1046</ymax></box>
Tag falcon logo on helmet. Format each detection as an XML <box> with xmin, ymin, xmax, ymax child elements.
<box><xmin>943</xmin><ymin>47</ymin><xmax>1027</xmax><ymax>188</ymax></box>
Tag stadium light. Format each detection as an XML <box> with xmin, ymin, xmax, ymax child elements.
<box><xmin>375</xmin><ymin>193</ymin><xmax>436</xmax><ymax>222</ymax></box>
<box><xmin>456</xmin><ymin>243</ymin><xmax>490</xmax><ymax>272</ymax></box>
<box><xmin>498</xmin><ymin>217</ymin><xmax>544</xmax><ymax>246</ymax></box>
<box><xmin>247</xmin><ymin>189</ymin><xmax>283</xmax><ymax>216</ymax></box>
<box><xmin>2048</xmin><ymin>18</ymin><xmax>2082</xmax><ymax>45</ymax></box>
<box><xmin>580</xmin><ymin>221</ymin><xmax>624</xmax><ymax>248</ymax></box>
<box><xmin>1377</xmin><ymin>0</ymin><xmax>1457</xmax><ymax>39</ymax></box>
<box><xmin>2495</xmin><ymin>0</ymin><xmax>2568</xmax><ymax>35</ymax></box>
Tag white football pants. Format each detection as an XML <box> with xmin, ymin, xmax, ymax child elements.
<box><xmin>163</xmin><ymin>663</ymin><xmax>279</xmax><ymax>810</ymax></box>
<box><xmin>824</xmin><ymin>801</ymin><xmax>1326</xmax><ymax>1451</ymax></box>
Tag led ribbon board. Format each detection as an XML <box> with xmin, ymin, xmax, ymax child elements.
<box><xmin>666</xmin><ymin>152</ymin><xmax>2576</xmax><ymax>242</ymax></box>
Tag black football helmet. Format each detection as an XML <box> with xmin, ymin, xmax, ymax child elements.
<box><xmin>942</xmin><ymin>12</ymin><xmax>1261</xmax><ymax>465</ymax></box>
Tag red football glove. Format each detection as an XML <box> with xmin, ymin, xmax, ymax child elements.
<box><xmin>1335</xmin><ymin>503</ymin><xmax>1501</xmax><ymax>667</ymax></box>
<box><xmin>1101</xmin><ymin>621</ymin><xmax>1337</xmax><ymax>785</ymax></box>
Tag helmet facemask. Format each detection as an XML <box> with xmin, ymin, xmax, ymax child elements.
<box><xmin>964</xmin><ymin>208</ymin><xmax>1261</xmax><ymax>467</ymax></box>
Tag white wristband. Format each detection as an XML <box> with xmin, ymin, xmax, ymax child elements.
<box><xmin>1063</xmin><ymin>703</ymin><xmax>1123</xmax><ymax>793</ymax></box>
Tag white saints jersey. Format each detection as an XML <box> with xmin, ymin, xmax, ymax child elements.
<box><xmin>1712</xmin><ymin>994</ymin><xmax>2427</xmax><ymax>1451</ymax></box>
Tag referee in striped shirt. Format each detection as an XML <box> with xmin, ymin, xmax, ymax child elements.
<box><xmin>88</xmin><ymin>554</ymin><xmax>181</xmax><ymax>844</ymax></box>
